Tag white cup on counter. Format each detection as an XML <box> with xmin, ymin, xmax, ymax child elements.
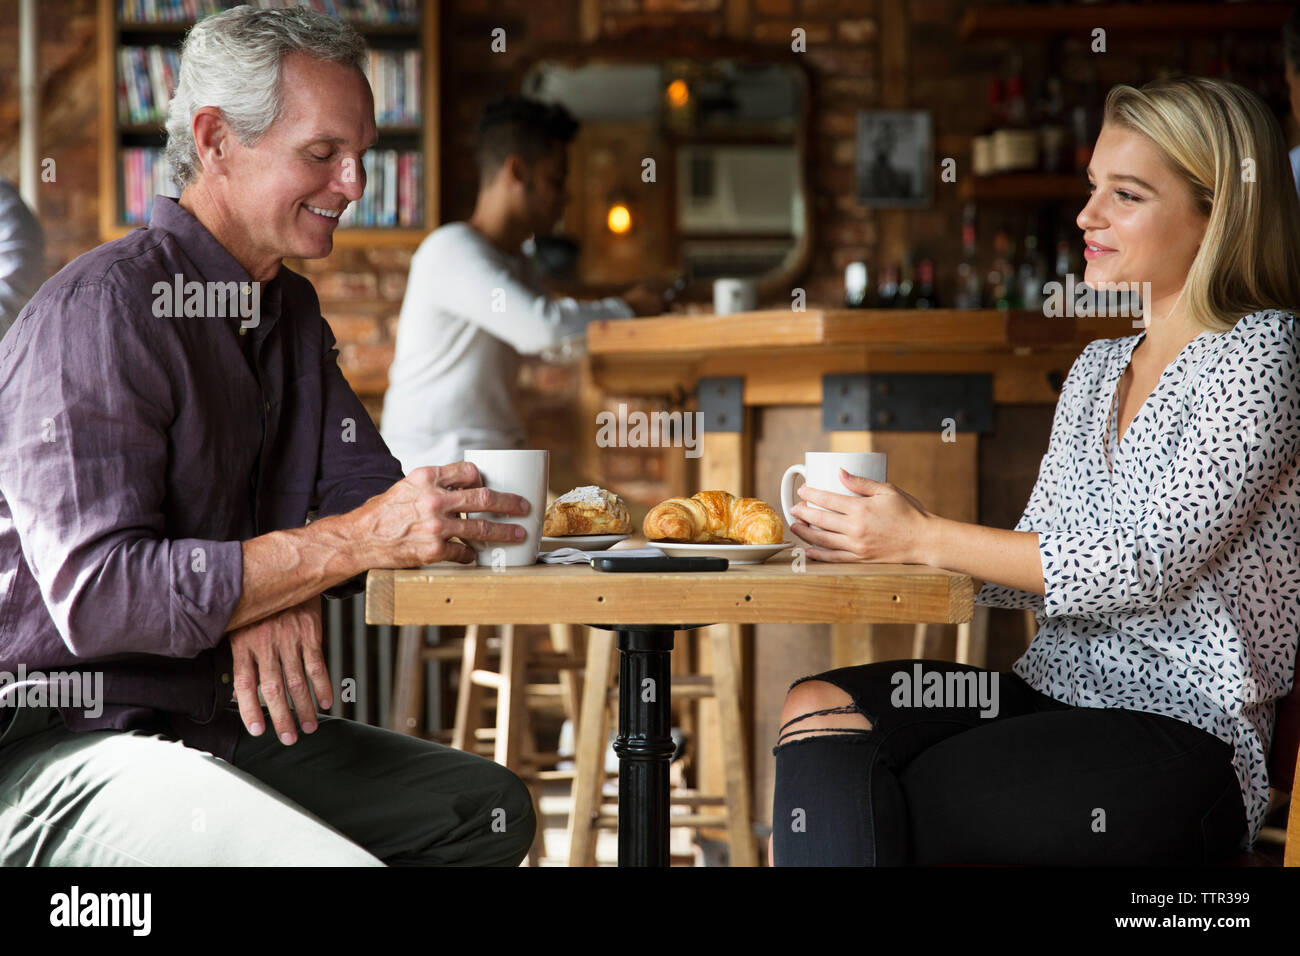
<box><xmin>713</xmin><ymin>277</ymin><xmax>759</xmax><ymax>315</ymax></box>
<box><xmin>779</xmin><ymin>451</ymin><xmax>887</xmax><ymax>530</ymax></box>
<box><xmin>461</xmin><ymin>449</ymin><xmax>549</xmax><ymax>566</ymax></box>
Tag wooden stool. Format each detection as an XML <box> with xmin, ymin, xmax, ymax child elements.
<box><xmin>392</xmin><ymin>625</ymin><xmax>466</xmax><ymax>738</ymax></box>
<box><xmin>908</xmin><ymin>606</ymin><xmax>993</xmax><ymax>666</ymax></box>
<box><xmin>566</xmin><ymin>626</ymin><xmax>758</xmax><ymax>867</ymax></box>
<box><xmin>451</xmin><ymin>623</ymin><xmax>586</xmax><ymax>866</ymax></box>
<box><xmin>832</xmin><ymin>605</ymin><xmax>993</xmax><ymax>670</ymax></box>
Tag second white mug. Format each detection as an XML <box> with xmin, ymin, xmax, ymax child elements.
<box><xmin>779</xmin><ymin>452</ymin><xmax>887</xmax><ymax>529</ymax></box>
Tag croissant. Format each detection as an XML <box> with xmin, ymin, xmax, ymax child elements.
<box><xmin>643</xmin><ymin>490</ymin><xmax>785</xmax><ymax>545</ymax></box>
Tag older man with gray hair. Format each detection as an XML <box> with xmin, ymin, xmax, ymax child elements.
<box><xmin>0</xmin><ymin>5</ymin><xmax>535</xmax><ymax>865</ymax></box>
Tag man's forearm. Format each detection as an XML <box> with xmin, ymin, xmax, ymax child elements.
<box><xmin>922</xmin><ymin>515</ymin><xmax>1045</xmax><ymax>596</ymax></box>
<box><xmin>226</xmin><ymin>512</ymin><xmax>367</xmax><ymax>631</ymax></box>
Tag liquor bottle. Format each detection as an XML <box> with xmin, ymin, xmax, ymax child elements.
<box><xmin>844</xmin><ymin>261</ymin><xmax>871</xmax><ymax>308</ymax></box>
<box><xmin>1070</xmin><ymin>101</ymin><xmax>1091</xmax><ymax>174</ymax></box>
<box><xmin>1054</xmin><ymin>227</ymin><xmax>1072</xmax><ymax>283</ymax></box>
<box><xmin>896</xmin><ymin>259</ymin><xmax>915</xmax><ymax>309</ymax></box>
<box><xmin>987</xmin><ymin>225</ymin><xmax>1015</xmax><ymax>310</ymax></box>
<box><xmin>914</xmin><ymin>259</ymin><xmax>939</xmax><ymax>309</ymax></box>
<box><xmin>876</xmin><ymin>263</ymin><xmax>899</xmax><ymax>309</ymax></box>
<box><xmin>1038</xmin><ymin>77</ymin><xmax>1067</xmax><ymax>174</ymax></box>
<box><xmin>955</xmin><ymin>203</ymin><xmax>982</xmax><ymax>310</ymax></box>
<box><xmin>1071</xmin><ymin>67</ymin><xmax>1100</xmax><ymax>175</ymax></box>
<box><xmin>993</xmin><ymin>73</ymin><xmax>1039</xmax><ymax>173</ymax></box>
<box><xmin>972</xmin><ymin>77</ymin><xmax>1002</xmax><ymax>178</ymax></box>
<box><xmin>1017</xmin><ymin>233</ymin><xmax>1046</xmax><ymax>312</ymax></box>
<box><xmin>1052</xmin><ymin>225</ymin><xmax>1083</xmax><ymax>315</ymax></box>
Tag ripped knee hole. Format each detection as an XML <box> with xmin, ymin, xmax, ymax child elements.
<box><xmin>776</xmin><ymin>704</ymin><xmax>872</xmax><ymax>745</ymax></box>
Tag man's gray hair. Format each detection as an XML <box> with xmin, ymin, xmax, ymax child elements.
<box><xmin>164</xmin><ymin>5</ymin><xmax>367</xmax><ymax>190</ymax></box>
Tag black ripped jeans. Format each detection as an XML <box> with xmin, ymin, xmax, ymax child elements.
<box><xmin>771</xmin><ymin>660</ymin><xmax>1247</xmax><ymax>866</ymax></box>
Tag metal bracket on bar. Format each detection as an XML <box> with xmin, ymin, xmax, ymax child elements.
<box><xmin>696</xmin><ymin>376</ymin><xmax>744</xmax><ymax>433</ymax></box>
<box><xmin>822</xmin><ymin>373</ymin><xmax>994</xmax><ymax>432</ymax></box>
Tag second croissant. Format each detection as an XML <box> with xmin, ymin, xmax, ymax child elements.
<box><xmin>643</xmin><ymin>490</ymin><xmax>786</xmax><ymax>545</ymax></box>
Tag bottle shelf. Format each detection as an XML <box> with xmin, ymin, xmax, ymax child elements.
<box><xmin>959</xmin><ymin>2</ymin><xmax>1290</xmax><ymax>39</ymax></box>
<box><xmin>959</xmin><ymin>172</ymin><xmax>1086</xmax><ymax>204</ymax></box>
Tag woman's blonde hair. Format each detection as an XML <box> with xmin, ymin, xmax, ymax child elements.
<box><xmin>1103</xmin><ymin>76</ymin><xmax>1300</xmax><ymax>331</ymax></box>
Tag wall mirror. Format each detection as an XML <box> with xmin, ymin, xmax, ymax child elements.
<box><xmin>522</xmin><ymin>52</ymin><xmax>811</xmax><ymax>301</ymax></box>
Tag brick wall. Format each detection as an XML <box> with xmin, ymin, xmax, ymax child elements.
<box><xmin>0</xmin><ymin>0</ymin><xmax>102</xmax><ymax>278</ymax></box>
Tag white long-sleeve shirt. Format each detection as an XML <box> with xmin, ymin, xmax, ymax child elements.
<box><xmin>979</xmin><ymin>309</ymin><xmax>1300</xmax><ymax>846</ymax></box>
<box><xmin>380</xmin><ymin>223</ymin><xmax>635</xmax><ymax>471</ymax></box>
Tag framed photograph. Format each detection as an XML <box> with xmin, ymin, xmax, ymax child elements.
<box><xmin>855</xmin><ymin>110</ymin><xmax>933</xmax><ymax>208</ymax></box>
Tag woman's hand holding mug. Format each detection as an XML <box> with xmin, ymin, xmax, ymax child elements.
<box><xmin>783</xmin><ymin>454</ymin><xmax>935</xmax><ymax>564</ymax></box>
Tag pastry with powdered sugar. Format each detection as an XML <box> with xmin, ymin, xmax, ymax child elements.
<box><xmin>543</xmin><ymin>485</ymin><xmax>632</xmax><ymax>535</ymax></box>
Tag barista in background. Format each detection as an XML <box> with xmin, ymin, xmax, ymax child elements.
<box><xmin>0</xmin><ymin>177</ymin><xmax>45</xmax><ymax>342</ymax></box>
<box><xmin>381</xmin><ymin>95</ymin><xmax>666</xmax><ymax>473</ymax></box>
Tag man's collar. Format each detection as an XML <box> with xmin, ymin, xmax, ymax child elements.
<box><xmin>150</xmin><ymin>196</ymin><xmax>266</xmax><ymax>285</ymax></box>
<box><xmin>149</xmin><ymin>195</ymin><xmax>285</xmax><ymax>336</ymax></box>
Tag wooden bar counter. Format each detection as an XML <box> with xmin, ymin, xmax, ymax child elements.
<box><xmin>585</xmin><ymin>306</ymin><xmax>1123</xmax><ymax>844</ymax></box>
<box><xmin>588</xmin><ymin>307</ymin><xmax>1123</xmax><ymax>403</ymax></box>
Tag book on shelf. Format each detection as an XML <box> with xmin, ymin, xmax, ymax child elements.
<box><xmin>366</xmin><ymin>49</ymin><xmax>421</xmax><ymax>127</ymax></box>
<box><xmin>117</xmin><ymin>46</ymin><xmax>180</xmax><ymax>126</ymax></box>
<box><xmin>120</xmin><ymin>147</ymin><xmax>178</xmax><ymax>225</ymax></box>
<box><xmin>338</xmin><ymin>149</ymin><xmax>423</xmax><ymax>228</ymax></box>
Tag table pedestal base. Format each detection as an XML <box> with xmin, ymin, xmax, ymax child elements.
<box><xmin>611</xmin><ymin>627</ymin><xmax>676</xmax><ymax>867</ymax></box>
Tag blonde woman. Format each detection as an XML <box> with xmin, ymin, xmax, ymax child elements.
<box><xmin>772</xmin><ymin>76</ymin><xmax>1300</xmax><ymax>866</ymax></box>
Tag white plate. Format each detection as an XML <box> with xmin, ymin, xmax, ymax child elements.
<box><xmin>540</xmin><ymin>534</ymin><xmax>630</xmax><ymax>552</ymax></box>
<box><xmin>651</xmin><ymin>541</ymin><xmax>794</xmax><ymax>565</ymax></box>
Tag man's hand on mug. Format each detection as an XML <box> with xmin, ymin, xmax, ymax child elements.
<box><xmin>788</xmin><ymin>468</ymin><xmax>935</xmax><ymax>565</ymax></box>
<box><xmin>350</xmin><ymin>462</ymin><xmax>530</xmax><ymax>568</ymax></box>
<box><xmin>229</xmin><ymin>594</ymin><xmax>330</xmax><ymax>743</ymax></box>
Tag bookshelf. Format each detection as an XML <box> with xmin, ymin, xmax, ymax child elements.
<box><xmin>96</xmin><ymin>0</ymin><xmax>440</xmax><ymax>246</ymax></box>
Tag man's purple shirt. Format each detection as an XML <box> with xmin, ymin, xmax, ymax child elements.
<box><xmin>0</xmin><ymin>196</ymin><xmax>403</xmax><ymax>760</ymax></box>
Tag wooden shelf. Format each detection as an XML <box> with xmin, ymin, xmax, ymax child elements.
<box><xmin>959</xmin><ymin>2</ymin><xmax>1291</xmax><ymax>39</ymax></box>
<box><xmin>958</xmin><ymin>172</ymin><xmax>1085</xmax><ymax>203</ymax></box>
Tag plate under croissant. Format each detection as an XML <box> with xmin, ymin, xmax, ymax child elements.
<box><xmin>651</xmin><ymin>541</ymin><xmax>794</xmax><ymax>564</ymax></box>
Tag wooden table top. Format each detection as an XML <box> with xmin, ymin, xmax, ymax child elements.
<box><xmin>365</xmin><ymin>561</ymin><xmax>973</xmax><ymax>627</ymax></box>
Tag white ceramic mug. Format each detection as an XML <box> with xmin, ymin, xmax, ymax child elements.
<box><xmin>780</xmin><ymin>452</ymin><xmax>887</xmax><ymax>529</ymax></box>
<box><xmin>462</xmin><ymin>449</ymin><xmax>549</xmax><ymax>567</ymax></box>
<box><xmin>713</xmin><ymin>277</ymin><xmax>759</xmax><ymax>315</ymax></box>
